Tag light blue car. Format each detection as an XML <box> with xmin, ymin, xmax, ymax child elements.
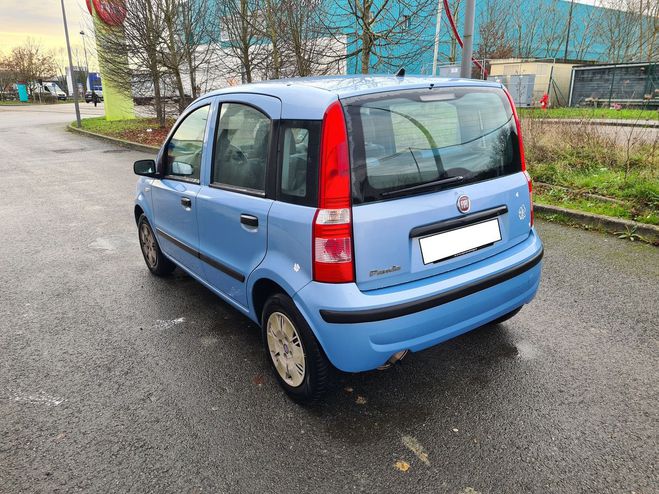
<box><xmin>133</xmin><ymin>75</ymin><xmax>543</xmax><ymax>402</ymax></box>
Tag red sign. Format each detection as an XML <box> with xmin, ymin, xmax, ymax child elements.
<box><xmin>87</xmin><ymin>0</ymin><xmax>127</xmax><ymax>26</ymax></box>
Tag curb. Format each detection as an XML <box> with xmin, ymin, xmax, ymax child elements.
<box><xmin>67</xmin><ymin>124</ymin><xmax>159</xmax><ymax>155</ymax></box>
<box><xmin>535</xmin><ymin>203</ymin><xmax>659</xmax><ymax>245</ymax></box>
<box><xmin>523</xmin><ymin>118</ymin><xmax>658</xmax><ymax>129</ymax></box>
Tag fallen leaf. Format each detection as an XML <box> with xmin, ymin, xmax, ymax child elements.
<box><xmin>394</xmin><ymin>460</ymin><xmax>410</xmax><ymax>472</ymax></box>
<box><xmin>401</xmin><ymin>435</ymin><xmax>430</xmax><ymax>465</ymax></box>
<box><xmin>251</xmin><ymin>374</ymin><xmax>266</xmax><ymax>386</ymax></box>
<box><xmin>355</xmin><ymin>395</ymin><xmax>367</xmax><ymax>405</ymax></box>
<box><xmin>344</xmin><ymin>387</ymin><xmax>354</xmax><ymax>393</ymax></box>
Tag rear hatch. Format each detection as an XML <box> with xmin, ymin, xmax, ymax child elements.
<box><xmin>342</xmin><ymin>85</ymin><xmax>533</xmax><ymax>291</ymax></box>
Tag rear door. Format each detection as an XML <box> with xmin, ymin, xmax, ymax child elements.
<box><xmin>151</xmin><ymin>102</ymin><xmax>212</xmax><ymax>277</ymax></box>
<box><xmin>196</xmin><ymin>94</ymin><xmax>280</xmax><ymax>306</ymax></box>
<box><xmin>343</xmin><ymin>86</ymin><xmax>532</xmax><ymax>291</ymax></box>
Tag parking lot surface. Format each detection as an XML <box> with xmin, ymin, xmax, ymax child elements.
<box><xmin>1</xmin><ymin>104</ymin><xmax>657</xmax><ymax>493</ymax></box>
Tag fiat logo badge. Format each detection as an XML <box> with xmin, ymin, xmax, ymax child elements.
<box><xmin>457</xmin><ymin>195</ymin><xmax>471</xmax><ymax>213</ymax></box>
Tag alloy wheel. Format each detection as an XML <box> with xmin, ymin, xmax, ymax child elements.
<box><xmin>139</xmin><ymin>223</ymin><xmax>157</xmax><ymax>268</ymax></box>
<box><xmin>266</xmin><ymin>311</ymin><xmax>306</xmax><ymax>387</ymax></box>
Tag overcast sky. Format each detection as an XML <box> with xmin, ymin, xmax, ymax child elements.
<box><xmin>0</xmin><ymin>0</ymin><xmax>90</xmax><ymax>56</ymax></box>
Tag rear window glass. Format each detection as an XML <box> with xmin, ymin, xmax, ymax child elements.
<box><xmin>343</xmin><ymin>87</ymin><xmax>521</xmax><ymax>203</ymax></box>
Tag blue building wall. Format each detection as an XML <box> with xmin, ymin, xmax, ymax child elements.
<box><xmin>339</xmin><ymin>0</ymin><xmax>614</xmax><ymax>75</ymax></box>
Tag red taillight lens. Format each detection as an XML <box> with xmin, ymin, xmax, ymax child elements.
<box><xmin>313</xmin><ymin>101</ymin><xmax>354</xmax><ymax>283</ymax></box>
<box><xmin>504</xmin><ymin>87</ymin><xmax>534</xmax><ymax>227</ymax></box>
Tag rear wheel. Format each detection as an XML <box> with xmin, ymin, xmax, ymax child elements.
<box><xmin>262</xmin><ymin>294</ymin><xmax>330</xmax><ymax>403</ymax></box>
<box><xmin>137</xmin><ymin>214</ymin><xmax>175</xmax><ymax>276</ymax></box>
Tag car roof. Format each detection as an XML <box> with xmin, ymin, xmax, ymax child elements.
<box><xmin>201</xmin><ymin>75</ymin><xmax>503</xmax><ymax>120</ymax></box>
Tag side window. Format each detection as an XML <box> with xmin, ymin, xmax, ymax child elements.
<box><xmin>278</xmin><ymin>120</ymin><xmax>320</xmax><ymax>206</ymax></box>
<box><xmin>212</xmin><ymin>103</ymin><xmax>271</xmax><ymax>192</ymax></box>
<box><xmin>281</xmin><ymin>127</ymin><xmax>309</xmax><ymax>197</ymax></box>
<box><xmin>165</xmin><ymin>105</ymin><xmax>210</xmax><ymax>182</ymax></box>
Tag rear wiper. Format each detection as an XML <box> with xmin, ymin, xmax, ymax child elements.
<box><xmin>381</xmin><ymin>175</ymin><xmax>465</xmax><ymax>198</ymax></box>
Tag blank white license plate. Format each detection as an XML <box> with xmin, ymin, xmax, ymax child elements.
<box><xmin>419</xmin><ymin>218</ymin><xmax>501</xmax><ymax>264</ymax></box>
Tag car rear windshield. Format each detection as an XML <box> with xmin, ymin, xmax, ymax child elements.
<box><xmin>342</xmin><ymin>86</ymin><xmax>522</xmax><ymax>203</ymax></box>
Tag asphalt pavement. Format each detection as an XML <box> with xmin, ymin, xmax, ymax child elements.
<box><xmin>1</xmin><ymin>103</ymin><xmax>657</xmax><ymax>493</ymax></box>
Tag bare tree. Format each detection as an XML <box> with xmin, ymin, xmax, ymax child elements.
<box><xmin>219</xmin><ymin>0</ymin><xmax>268</xmax><ymax>83</ymax></box>
<box><xmin>257</xmin><ymin>0</ymin><xmax>338</xmax><ymax>78</ymax></box>
<box><xmin>4</xmin><ymin>39</ymin><xmax>57</xmax><ymax>94</ymax></box>
<box><xmin>283</xmin><ymin>0</ymin><xmax>340</xmax><ymax>76</ymax></box>
<box><xmin>475</xmin><ymin>0</ymin><xmax>514</xmax><ymax>61</ymax></box>
<box><xmin>0</xmin><ymin>52</ymin><xmax>17</xmax><ymax>98</ymax></box>
<box><xmin>323</xmin><ymin>0</ymin><xmax>436</xmax><ymax>74</ymax></box>
<box><xmin>161</xmin><ymin>0</ymin><xmax>221</xmax><ymax>102</ymax></box>
<box><xmin>595</xmin><ymin>0</ymin><xmax>658</xmax><ymax>63</ymax></box>
<box><xmin>538</xmin><ymin>0</ymin><xmax>569</xmax><ymax>59</ymax></box>
<box><xmin>508</xmin><ymin>0</ymin><xmax>543</xmax><ymax>58</ymax></box>
<box><xmin>570</xmin><ymin>4</ymin><xmax>600</xmax><ymax>61</ymax></box>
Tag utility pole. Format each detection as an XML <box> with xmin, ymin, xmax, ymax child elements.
<box><xmin>80</xmin><ymin>30</ymin><xmax>90</xmax><ymax>90</ymax></box>
<box><xmin>563</xmin><ymin>0</ymin><xmax>575</xmax><ymax>62</ymax></box>
<box><xmin>60</xmin><ymin>0</ymin><xmax>81</xmax><ymax>127</ymax></box>
<box><xmin>639</xmin><ymin>0</ymin><xmax>643</xmax><ymax>61</ymax></box>
<box><xmin>460</xmin><ymin>0</ymin><xmax>475</xmax><ymax>78</ymax></box>
<box><xmin>432</xmin><ymin>0</ymin><xmax>444</xmax><ymax>76</ymax></box>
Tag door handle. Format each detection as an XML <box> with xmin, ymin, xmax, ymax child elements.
<box><xmin>181</xmin><ymin>197</ymin><xmax>192</xmax><ymax>208</ymax></box>
<box><xmin>240</xmin><ymin>214</ymin><xmax>258</xmax><ymax>227</ymax></box>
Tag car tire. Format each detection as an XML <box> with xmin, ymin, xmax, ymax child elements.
<box><xmin>137</xmin><ymin>214</ymin><xmax>175</xmax><ymax>276</ymax></box>
<box><xmin>491</xmin><ymin>306</ymin><xmax>523</xmax><ymax>325</ymax></box>
<box><xmin>262</xmin><ymin>294</ymin><xmax>331</xmax><ymax>403</ymax></box>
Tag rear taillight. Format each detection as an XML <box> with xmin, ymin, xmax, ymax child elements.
<box><xmin>313</xmin><ymin>101</ymin><xmax>354</xmax><ymax>283</ymax></box>
<box><xmin>504</xmin><ymin>87</ymin><xmax>534</xmax><ymax>227</ymax></box>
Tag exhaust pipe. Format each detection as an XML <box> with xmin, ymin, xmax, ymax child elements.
<box><xmin>377</xmin><ymin>350</ymin><xmax>409</xmax><ymax>370</ymax></box>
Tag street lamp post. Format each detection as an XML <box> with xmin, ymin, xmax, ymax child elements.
<box><xmin>80</xmin><ymin>30</ymin><xmax>90</xmax><ymax>90</ymax></box>
<box><xmin>460</xmin><ymin>0</ymin><xmax>476</xmax><ymax>79</ymax></box>
<box><xmin>60</xmin><ymin>0</ymin><xmax>81</xmax><ymax>127</ymax></box>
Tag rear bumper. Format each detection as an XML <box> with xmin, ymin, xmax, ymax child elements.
<box><xmin>294</xmin><ymin>229</ymin><xmax>543</xmax><ymax>372</ymax></box>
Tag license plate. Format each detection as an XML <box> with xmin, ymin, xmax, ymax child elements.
<box><xmin>419</xmin><ymin>218</ymin><xmax>501</xmax><ymax>264</ymax></box>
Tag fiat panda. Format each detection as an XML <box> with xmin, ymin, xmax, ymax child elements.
<box><xmin>133</xmin><ymin>75</ymin><xmax>543</xmax><ymax>402</ymax></box>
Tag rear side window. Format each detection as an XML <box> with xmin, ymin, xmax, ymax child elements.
<box><xmin>277</xmin><ymin>120</ymin><xmax>320</xmax><ymax>206</ymax></box>
<box><xmin>343</xmin><ymin>87</ymin><xmax>521</xmax><ymax>203</ymax></box>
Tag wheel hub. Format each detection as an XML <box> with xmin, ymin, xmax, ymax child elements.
<box><xmin>266</xmin><ymin>312</ymin><xmax>305</xmax><ymax>387</ymax></box>
<box><xmin>139</xmin><ymin>223</ymin><xmax>157</xmax><ymax>267</ymax></box>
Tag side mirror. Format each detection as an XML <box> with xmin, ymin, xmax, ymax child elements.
<box><xmin>134</xmin><ymin>159</ymin><xmax>157</xmax><ymax>177</ymax></box>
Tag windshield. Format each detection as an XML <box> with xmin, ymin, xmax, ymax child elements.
<box><xmin>343</xmin><ymin>86</ymin><xmax>522</xmax><ymax>203</ymax></box>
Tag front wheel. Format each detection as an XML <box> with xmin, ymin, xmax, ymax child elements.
<box><xmin>137</xmin><ymin>214</ymin><xmax>175</xmax><ymax>276</ymax></box>
<box><xmin>262</xmin><ymin>294</ymin><xmax>331</xmax><ymax>403</ymax></box>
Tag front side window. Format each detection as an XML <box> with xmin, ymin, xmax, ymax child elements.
<box><xmin>212</xmin><ymin>103</ymin><xmax>271</xmax><ymax>192</ymax></box>
<box><xmin>343</xmin><ymin>87</ymin><xmax>521</xmax><ymax>203</ymax></box>
<box><xmin>165</xmin><ymin>105</ymin><xmax>210</xmax><ymax>182</ymax></box>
